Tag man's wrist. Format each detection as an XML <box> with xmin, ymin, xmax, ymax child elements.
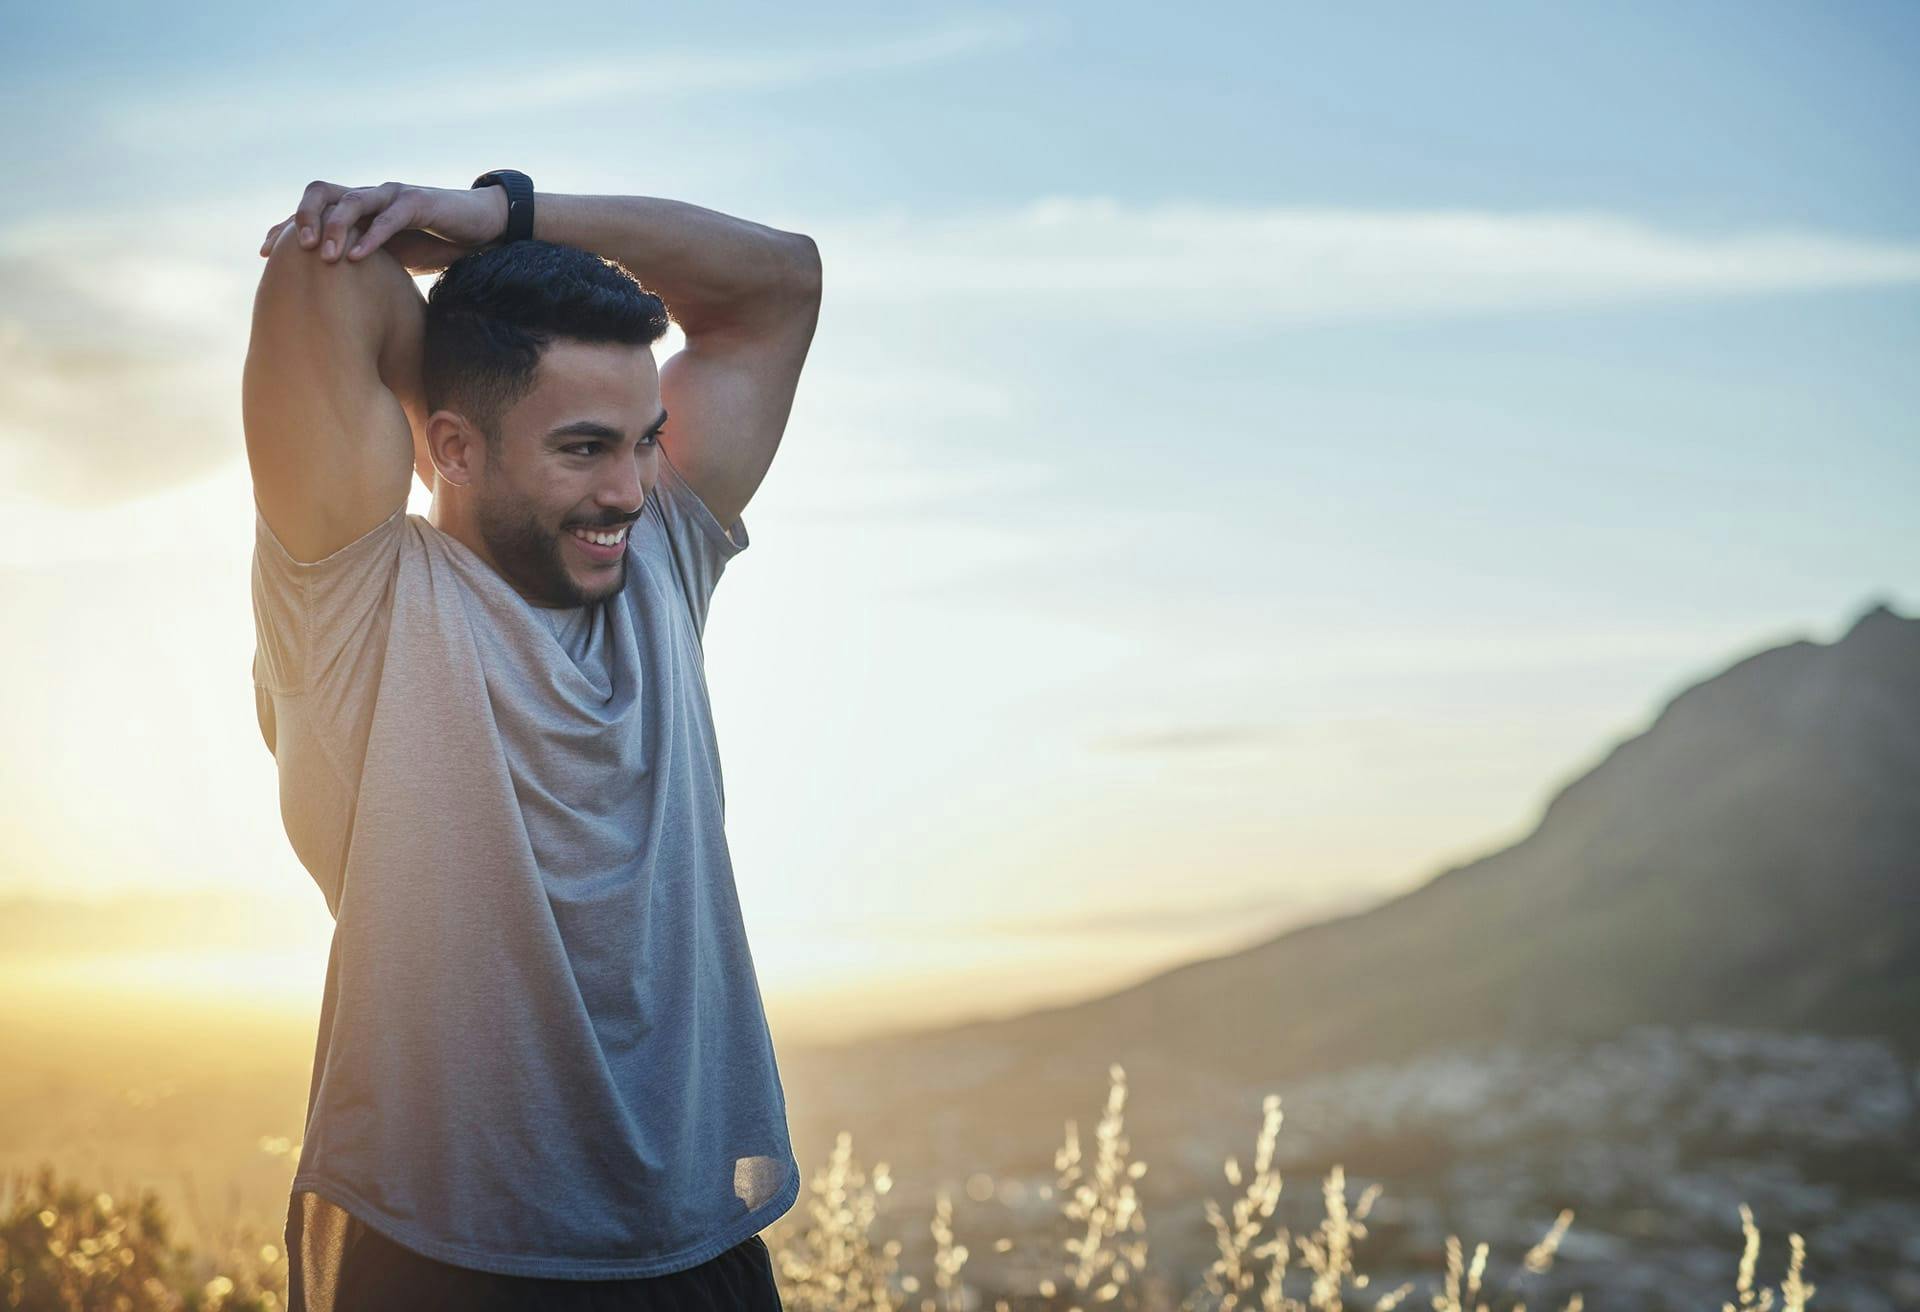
<box><xmin>469</xmin><ymin>170</ymin><xmax>535</xmax><ymax>248</ymax></box>
<box><xmin>475</xmin><ymin>183</ymin><xmax>511</xmax><ymax>248</ymax></box>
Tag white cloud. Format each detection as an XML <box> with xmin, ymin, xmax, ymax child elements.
<box><xmin>0</xmin><ymin>216</ymin><xmax>254</xmax><ymax>505</ymax></box>
<box><xmin>0</xmin><ymin>324</ymin><xmax>242</xmax><ymax>508</ymax></box>
<box><xmin>6</xmin><ymin>194</ymin><xmax>1915</xmax><ymax>516</ymax></box>
<box><xmin>813</xmin><ymin>199</ymin><xmax>1920</xmax><ymax>319</ymax></box>
<box><xmin>91</xmin><ymin>17</ymin><xmax>1045</xmax><ymax>148</ymax></box>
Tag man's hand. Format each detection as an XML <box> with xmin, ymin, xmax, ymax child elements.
<box><xmin>256</xmin><ymin>180</ymin><xmax>510</xmax><ymax>275</ymax></box>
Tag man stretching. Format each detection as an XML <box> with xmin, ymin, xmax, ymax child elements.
<box><xmin>244</xmin><ymin>172</ymin><xmax>819</xmax><ymax>1310</ymax></box>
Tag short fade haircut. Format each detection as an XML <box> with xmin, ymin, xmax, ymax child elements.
<box><xmin>422</xmin><ymin>239</ymin><xmax>671</xmax><ymax>452</ymax></box>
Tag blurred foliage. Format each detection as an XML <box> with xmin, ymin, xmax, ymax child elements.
<box><xmin>3</xmin><ymin>1064</ymin><xmax>1816</xmax><ymax>1311</ymax></box>
<box><xmin>0</xmin><ymin>1164</ymin><xmax>283</xmax><ymax>1311</ymax></box>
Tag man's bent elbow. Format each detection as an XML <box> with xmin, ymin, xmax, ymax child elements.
<box><xmin>787</xmin><ymin>233</ymin><xmax>822</xmax><ymax>301</ymax></box>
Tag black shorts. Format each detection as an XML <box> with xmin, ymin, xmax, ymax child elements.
<box><xmin>332</xmin><ymin>1223</ymin><xmax>785</xmax><ymax>1311</ymax></box>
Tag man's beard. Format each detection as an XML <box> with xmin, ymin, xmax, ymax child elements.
<box><xmin>476</xmin><ymin>486</ymin><xmax>626</xmax><ymax>609</ymax></box>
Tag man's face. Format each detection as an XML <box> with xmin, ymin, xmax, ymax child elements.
<box><xmin>472</xmin><ymin>338</ymin><xmax>666</xmax><ymax>609</ymax></box>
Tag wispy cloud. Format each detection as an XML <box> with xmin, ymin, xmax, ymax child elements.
<box><xmin>971</xmin><ymin>889</ymin><xmax>1366</xmax><ymax>938</ymax></box>
<box><xmin>7</xmin><ymin>192</ymin><xmax>1915</xmax><ymax>513</ymax></box>
<box><xmin>805</xmin><ymin>887</ymin><xmax>1382</xmax><ymax>941</ymax></box>
<box><xmin>1091</xmin><ymin>723</ymin><xmax>1292</xmax><ymax>754</ymax></box>
<box><xmin>0</xmin><ymin>226</ymin><xmax>251</xmax><ymax>506</ymax></box>
<box><xmin>0</xmin><ymin>888</ymin><xmax>318</xmax><ymax>956</ymax></box>
<box><xmin>0</xmin><ymin>324</ymin><xmax>238</xmax><ymax>507</ymax></box>
<box><xmin>817</xmin><ymin>200</ymin><xmax>1920</xmax><ymax>319</ymax></box>
<box><xmin>94</xmin><ymin>17</ymin><xmax>1044</xmax><ymax>147</ymax></box>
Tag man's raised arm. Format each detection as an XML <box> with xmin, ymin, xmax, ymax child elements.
<box><xmin>244</xmin><ymin>223</ymin><xmax>426</xmax><ymax>563</ymax></box>
<box><xmin>528</xmin><ymin>193</ymin><xmax>822</xmax><ymax>530</ymax></box>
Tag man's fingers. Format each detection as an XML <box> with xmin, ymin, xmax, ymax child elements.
<box><xmin>260</xmin><ymin>214</ymin><xmax>299</xmax><ymax>256</ymax></box>
<box><xmin>318</xmin><ymin>182</ymin><xmax>400</xmax><ymax>261</ymax></box>
<box><xmin>317</xmin><ymin>191</ymin><xmax>367</xmax><ymax>261</ymax></box>
<box><xmin>345</xmin><ymin>193</ymin><xmax>419</xmax><ymax>261</ymax></box>
<box><xmin>294</xmin><ymin>179</ymin><xmax>343</xmax><ymax>250</ymax></box>
<box><xmin>272</xmin><ymin>181</ymin><xmax>420</xmax><ymax>262</ymax></box>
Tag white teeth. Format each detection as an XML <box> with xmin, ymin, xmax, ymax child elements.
<box><xmin>570</xmin><ymin>525</ymin><xmax>628</xmax><ymax>547</ymax></box>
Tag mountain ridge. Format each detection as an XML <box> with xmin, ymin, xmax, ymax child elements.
<box><xmin>789</xmin><ymin>602</ymin><xmax>1920</xmax><ymax>1101</ymax></box>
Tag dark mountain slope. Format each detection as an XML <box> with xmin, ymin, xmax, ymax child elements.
<box><xmin>788</xmin><ymin>604</ymin><xmax>1920</xmax><ymax>1125</ymax></box>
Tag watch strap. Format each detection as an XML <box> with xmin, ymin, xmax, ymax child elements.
<box><xmin>469</xmin><ymin>169</ymin><xmax>535</xmax><ymax>246</ymax></box>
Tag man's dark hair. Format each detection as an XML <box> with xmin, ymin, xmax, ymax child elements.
<box><xmin>423</xmin><ymin>239</ymin><xmax>671</xmax><ymax>452</ymax></box>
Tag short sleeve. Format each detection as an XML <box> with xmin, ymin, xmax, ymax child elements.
<box><xmin>251</xmin><ymin>501</ymin><xmax>406</xmax><ymax>698</ymax></box>
<box><xmin>646</xmin><ymin>447</ymin><xmax>749</xmax><ymax>639</ymax></box>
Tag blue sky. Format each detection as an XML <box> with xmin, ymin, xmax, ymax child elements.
<box><xmin>1</xmin><ymin>3</ymin><xmax>1914</xmax><ymax>1041</ymax></box>
<box><xmin>5</xmin><ymin>3</ymin><xmax>1916</xmax><ymax>230</ymax></box>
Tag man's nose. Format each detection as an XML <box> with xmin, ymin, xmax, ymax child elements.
<box><xmin>596</xmin><ymin>450</ymin><xmax>648</xmax><ymax>518</ymax></box>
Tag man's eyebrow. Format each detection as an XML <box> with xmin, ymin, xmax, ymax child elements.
<box><xmin>546</xmin><ymin>410</ymin><xmax>670</xmax><ymax>444</ymax></box>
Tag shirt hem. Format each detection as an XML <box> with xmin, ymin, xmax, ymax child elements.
<box><xmin>289</xmin><ymin>1155</ymin><xmax>801</xmax><ymax>1280</ymax></box>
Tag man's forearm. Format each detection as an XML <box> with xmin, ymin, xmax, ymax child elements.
<box><xmin>529</xmin><ymin>193</ymin><xmax>818</xmax><ymax>336</ymax></box>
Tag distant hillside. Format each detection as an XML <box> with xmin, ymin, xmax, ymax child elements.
<box><xmin>783</xmin><ymin>602</ymin><xmax>1920</xmax><ymax>1161</ymax></box>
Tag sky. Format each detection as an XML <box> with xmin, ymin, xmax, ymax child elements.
<box><xmin>0</xmin><ymin>1</ymin><xmax>1915</xmax><ymax>1045</ymax></box>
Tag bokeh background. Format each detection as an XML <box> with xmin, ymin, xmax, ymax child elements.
<box><xmin>2</xmin><ymin>3</ymin><xmax>1915</xmax><ymax>1308</ymax></box>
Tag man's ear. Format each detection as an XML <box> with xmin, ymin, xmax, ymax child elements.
<box><xmin>425</xmin><ymin>411</ymin><xmax>483</xmax><ymax>488</ymax></box>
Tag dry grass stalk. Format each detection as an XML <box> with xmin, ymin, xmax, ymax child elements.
<box><xmin>1</xmin><ymin>1063</ymin><xmax>1827</xmax><ymax>1312</ymax></box>
<box><xmin>1042</xmin><ymin>1062</ymin><xmax>1151</xmax><ymax>1310</ymax></box>
<box><xmin>852</xmin><ymin>1067</ymin><xmax>1810</xmax><ymax>1312</ymax></box>
<box><xmin>773</xmin><ymin>1129</ymin><xmax>902</xmax><ymax>1312</ymax></box>
<box><xmin>0</xmin><ymin>1163</ymin><xmax>284</xmax><ymax>1310</ymax></box>
<box><xmin>1720</xmin><ymin>1203</ymin><xmax>1816</xmax><ymax>1312</ymax></box>
<box><xmin>1184</xmin><ymin>1093</ymin><xmax>1287</xmax><ymax>1312</ymax></box>
<box><xmin>1294</xmin><ymin>1164</ymin><xmax>1383</xmax><ymax>1311</ymax></box>
<box><xmin>923</xmin><ymin>1185</ymin><xmax>970</xmax><ymax>1312</ymax></box>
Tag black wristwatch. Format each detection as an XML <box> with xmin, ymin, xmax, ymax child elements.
<box><xmin>470</xmin><ymin>169</ymin><xmax>535</xmax><ymax>247</ymax></box>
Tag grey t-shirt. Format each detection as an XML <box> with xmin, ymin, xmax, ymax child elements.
<box><xmin>250</xmin><ymin>448</ymin><xmax>798</xmax><ymax>1310</ymax></box>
